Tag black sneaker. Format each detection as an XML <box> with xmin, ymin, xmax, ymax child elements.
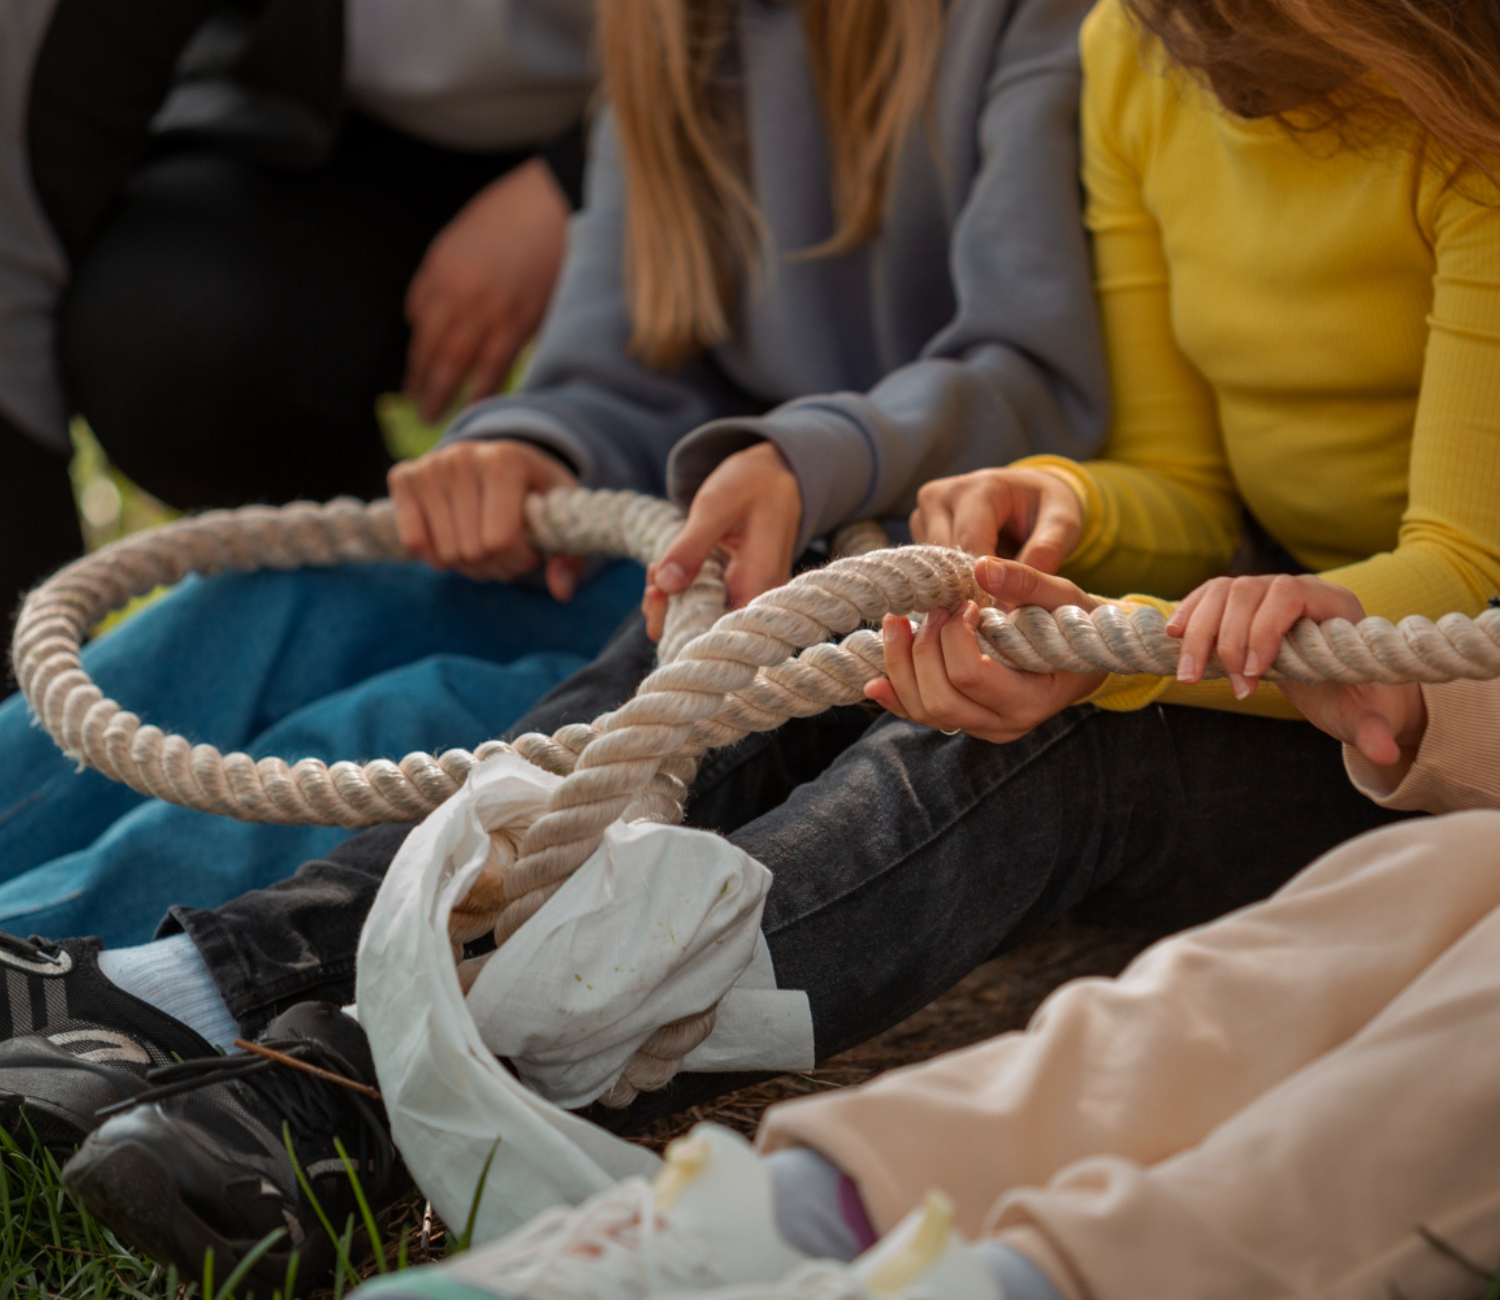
<box><xmin>63</xmin><ymin>1001</ymin><xmax>410</xmax><ymax>1298</ymax></box>
<box><xmin>0</xmin><ymin>930</ymin><xmax>213</xmax><ymax>1155</ymax></box>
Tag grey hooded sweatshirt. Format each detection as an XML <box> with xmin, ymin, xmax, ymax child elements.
<box><xmin>449</xmin><ymin>0</ymin><xmax>1109</xmax><ymax>553</ymax></box>
<box><xmin>0</xmin><ymin>0</ymin><xmax>595</xmax><ymax>454</ymax></box>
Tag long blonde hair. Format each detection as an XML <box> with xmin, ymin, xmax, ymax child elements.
<box><xmin>600</xmin><ymin>0</ymin><xmax>945</xmax><ymax>369</ymax></box>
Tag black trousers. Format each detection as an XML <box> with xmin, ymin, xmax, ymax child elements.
<box><xmin>4</xmin><ymin>0</ymin><xmax>560</xmax><ymax>612</ymax></box>
<box><xmin>162</xmin><ymin>613</ymin><xmax>1413</xmax><ymax>1134</ymax></box>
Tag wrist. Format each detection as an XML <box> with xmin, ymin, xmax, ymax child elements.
<box><xmin>1008</xmin><ymin>458</ymin><xmax>1090</xmax><ymax>514</ymax></box>
<box><xmin>1072</xmin><ymin>670</ymin><xmax>1108</xmax><ymax>705</ymax></box>
<box><xmin>1394</xmin><ymin>683</ymin><xmax>1429</xmax><ymax>751</ymax></box>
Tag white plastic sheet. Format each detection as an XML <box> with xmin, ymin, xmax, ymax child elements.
<box><xmin>356</xmin><ymin>752</ymin><xmax>813</xmax><ymax>1239</ymax></box>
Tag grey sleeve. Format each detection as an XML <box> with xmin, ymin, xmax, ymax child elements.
<box><xmin>670</xmin><ymin>0</ymin><xmax>1108</xmax><ymax>554</ymax></box>
<box><xmin>0</xmin><ymin>0</ymin><xmax>71</xmax><ymax>453</ymax></box>
<box><xmin>443</xmin><ymin>109</ymin><xmax>756</xmax><ymax>498</ymax></box>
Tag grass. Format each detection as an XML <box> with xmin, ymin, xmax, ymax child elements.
<box><xmin>0</xmin><ymin>1122</ymin><xmax>247</xmax><ymax>1299</ymax></box>
<box><xmin>0</xmin><ymin>1111</ymin><xmax>428</xmax><ymax>1300</ymax></box>
<box><xmin>0</xmin><ymin>1118</ymin><xmax>457</xmax><ymax>1300</ymax></box>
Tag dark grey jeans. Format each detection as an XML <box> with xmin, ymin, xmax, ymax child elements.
<box><xmin>164</xmin><ymin>612</ymin><xmax>1411</xmax><ymax>1129</ymax></box>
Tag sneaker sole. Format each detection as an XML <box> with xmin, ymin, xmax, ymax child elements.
<box><xmin>0</xmin><ymin>1088</ymin><xmax>93</xmax><ymax>1160</ymax></box>
<box><xmin>63</xmin><ymin>1135</ymin><xmax>297</xmax><ymax>1296</ymax></box>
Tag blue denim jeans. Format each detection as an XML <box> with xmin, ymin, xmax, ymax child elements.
<box><xmin>165</xmin><ymin>613</ymin><xmax>1412</xmax><ymax>1132</ymax></box>
<box><xmin>0</xmin><ymin>560</ymin><xmax>642</xmax><ymax>944</ymax></box>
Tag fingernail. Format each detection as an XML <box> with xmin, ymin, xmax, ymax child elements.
<box><xmin>926</xmin><ymin>608</ymin><xmax>949</xmax><ymax>633</ymax></box>
<box><xmin>1176</xmin><ymin>651</ymin><xmax>1197</xmax><ymax>683</ymax></box>
<box><xmin>1230</xmin><ymin>672</ymin><xmax>1254</xmax><ymax>700</ymax></box>
<box><xmin>656</xmin><ymin>562</ymin><xmax>687</xmax><ymax>593</ymax></box>
<box><xmin>976</xmin><ymin>557</ymin><xmax>1003</xmax><ymax>588</ymax></box>
<box><xmin>963</xmin><ymin>601</ymin><xmax>981</xmax><ymax>629</ymax></box>
<box><xmin>883</xmin><ymin>615</ymin><xmax>898</xmax><ymax>641</ymax></box>
<box><xmin>1243</xmin><ymin>651</ymin><xmax>1262</xmax><ymax>678</ymax></box>
<box><xmin>862</xmin><ymin>678</ymin><xmax>883</xmax><ymax>698</ymax></box>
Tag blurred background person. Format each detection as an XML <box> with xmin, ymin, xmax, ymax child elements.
<box><xmin>0</xmin><ymin>0</ymin><xmax>593</xmax><ymax>613</ymax></box>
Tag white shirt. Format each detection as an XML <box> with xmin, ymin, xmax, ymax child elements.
<box><xmin>344</xmin><ymin>0</ymin><xmax>595</xmax><ymax>151</ymax></box>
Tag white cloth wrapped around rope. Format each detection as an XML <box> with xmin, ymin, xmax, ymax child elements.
<box><xmin>12</xmin><ymin>489</ymin><xmax>1500</xmax><ymax>1107</ymax></box>
<box><xmin>361</xmin><ymin>745</ymin><xmax>813</xmax><ymax>1084</ymax></box>
<box><xmin>351</xmin><ymin>752</ymin><xmax>666</xmax><ymax>1242</ymax></box>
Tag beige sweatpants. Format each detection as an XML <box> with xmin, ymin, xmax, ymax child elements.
<box><xmin>761</xmin><ymin>811</ymin><xmax>1500</xmax><ymax>1300</ymax></box>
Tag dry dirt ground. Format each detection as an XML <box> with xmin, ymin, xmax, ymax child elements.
<box><xmin>636</xmin><ymin>921</ymin><xmax>1153</xmax><ymax>1151</ymax></box>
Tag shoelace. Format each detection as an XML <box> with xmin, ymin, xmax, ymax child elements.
<box><xmin>466</xmin><ymin>1177</ymin><xmax>711</xmax><ymax>1294</ymax></box>
<box><xmin>95</xmin><ymin>1036</ymin><xmax>394</xmax><ymax>1184</ymax></box>
<box><xmin>0</xmin><ymin>931</ymin><xmax>66</xmax><ymax>965</ymax></box>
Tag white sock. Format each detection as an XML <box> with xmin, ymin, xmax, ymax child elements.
<box><xmin>972</xmin><ymin>1242</ymin><xmax>1063</xmax><ymax>1300</ymax></box>
<box><xmin>766</xmin><ymin>1148</ymin><xmax>871</xmax><ymax>1261</ymax></box>
<box><xmin>97</xmin><ymin>933</ymin><xmax>241</xmax><ymax>1051</ymax></box>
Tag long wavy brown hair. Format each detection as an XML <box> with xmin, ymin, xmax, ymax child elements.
<box><xmin>600</xmin><ymin>0</ymin><xmax>945</xmax><ymax>369</ymax></box>
<box><xmin>1123</xmin><ymin>0</ymin><xmax>1500</xmax><ymax>168</ymax></box>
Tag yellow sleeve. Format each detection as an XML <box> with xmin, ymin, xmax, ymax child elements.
<box><xmin>1013</xmin><ymin>2</ymin><xmax>1241</xmax><ymax>603</ymax></box>
<box><xmin>1087</xmin><ymin>167</ymin><xmax>1500</xmax><ymax>720</ymax></box>
<box><xmin>1314</xmin><ymin>168</ymin><xmax>1500</xmax><ymax>621</ymax></box>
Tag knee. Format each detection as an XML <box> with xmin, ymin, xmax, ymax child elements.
<box><xmin>57</xmin><ymin>193</ymin><xmax>392</xmax><ymax>508</ymax></box>
<box><xmin>59</xmin><ymin>239</ymin><xmax>278</xmax><ymax>504</ymax></box>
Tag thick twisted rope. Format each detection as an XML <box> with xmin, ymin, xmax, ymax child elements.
<box><xmin>17</xmin><ymin>494</ymin><xmax>1500</xmax><ymax>832</ymax></box>
<box><xmin>12</xmin><ymin>493</ymin><xmax>714</xmax><ymax>827</ymax></box>
<box><xmin>13</xmin><ymin>493</ymin><xmax>1500</xmax><ymax>1102</ymax></box>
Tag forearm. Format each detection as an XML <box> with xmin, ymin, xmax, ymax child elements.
<box><xmin>1316</xmin><ymin>538</ymin><xmax>1500</xmax><ymax>625</ymax></box>
<box><xmin>447</xmin><ymin>381</ymin><xmax>734</xmax><ymax>499</ymax></box>
<box><xmin>669</xmin><ymin>340</ymin><xmax>1106</xmax><ymax>556</ymax></box>
<box><xmin>1021</xmin><ymin>456</ymin><xmax>1241</xmax><ymax>602</ymax></box>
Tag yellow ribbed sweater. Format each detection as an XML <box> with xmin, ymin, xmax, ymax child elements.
<box><xmin>1018</xmin><ymin>0</ymin><xmax>1500</xmax><ymax>717</ymax></box>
